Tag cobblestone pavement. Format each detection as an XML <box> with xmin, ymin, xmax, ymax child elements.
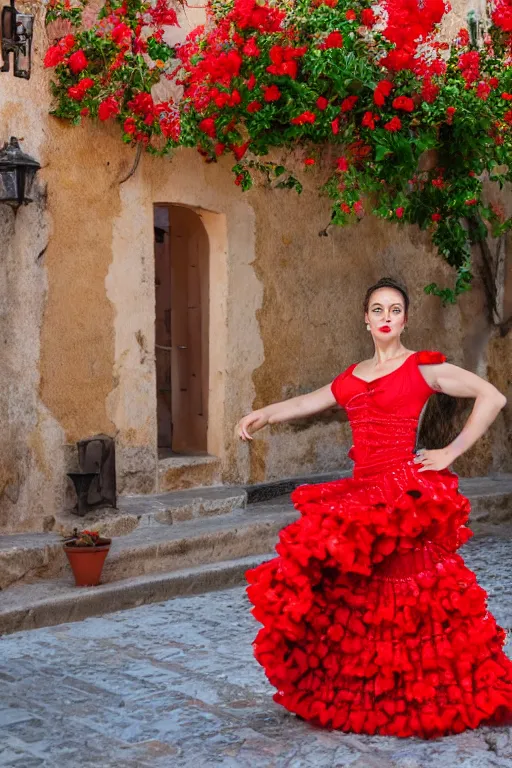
<box><xmin>0</xmin><ymin>533</ymin><xmax>511</xmax><ymax>768</ymax></box>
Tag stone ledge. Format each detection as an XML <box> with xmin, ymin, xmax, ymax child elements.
<box><xmin>0</xmin><ymin>554</ymin><xmax>270</xmax><ymax>636</ymax></box>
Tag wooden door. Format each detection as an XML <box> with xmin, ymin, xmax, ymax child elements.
<box><xmin>155</xmin><ymin>226</ymin><xmax>173</xmax><ymax>450</ymax></box>
<box><xmin>154</xmin><ymin>205</ymin><xmax>209</xmax><ymax>454</ymax></box>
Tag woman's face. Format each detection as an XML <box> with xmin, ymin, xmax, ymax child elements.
<box><xmin>365</xmin><ymin>287</ymin><xmax>407</xmax><ymax>339</ymax></box>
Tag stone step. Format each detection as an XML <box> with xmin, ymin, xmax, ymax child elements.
<box><xmin>0</xmin><ymin>503</ymin><xmax>297</xmax><ymax>591</ymax></box>
<box><xmin>0</xmin><ymin>554</ymin><xmax>270</xmax><ymax>636</ymax></box>
<box><xmin>54</xmin><ymin>485</ymin><xmax>248</xmax><ymax>539</ymax></box>
<box><xmin>101</xmin><ymin>505</ymin><xmax>296</xmax><ymax>584</ymax></box>
<box><xmin>158</xmin><ymin>454</ymin><xmax>221</xmax><ymax>491</ymax></box>
<box><xmin>458</xmin><ymin>475</ymin><xmax>512</xmax><ymax>523</ymax></box>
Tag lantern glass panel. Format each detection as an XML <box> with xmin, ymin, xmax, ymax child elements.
<box><xmin>1</xmin><ymin>3</ymin><xmax>14</xmax><ymax>38</ymax></box>
<box><xmin>14</xmin><ymin>12</ymin><xmax>32</xmax><ymax>78</ymax></box>
<box><xmin>0</xmin><ymin>168</ymin><xmax>18</xmax><ymax>203</ymax></box>
<box><xmin>23</xmin><ymin>166</ymin><xmax>36</xmax><ymax>200</ymax></box>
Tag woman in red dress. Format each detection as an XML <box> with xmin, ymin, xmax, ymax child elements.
<box><xmin>237</xmin><ymin>276</ymin><xmax>512</xmax><ymax>738</ymax></box>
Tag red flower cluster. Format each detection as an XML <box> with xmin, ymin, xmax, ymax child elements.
<box><xmin>67</xmin><ymin>77</ymin><xmax>94</xmax><ymax>102</ymax></box>
<box><xmin>319</xmin><ymin>30</ymin><xmax>343</xmax><ymax>49</ymax></box>
<box><xmin>44</xmin><ymin>34</ymin><xmax>75</xmax><ymax>67</ymax></box>
<box><xmin>493</xmin><ymin>0</ymin><xmax>512</xmax><ymax>31</ymax></box>
<box><xmin>381</xmin><ymin>0</ymin><xmax>447</xmax><ymax>72</ymax></box>
<box><xmin>148</xmin><ymin>0</ymin><xmax>178</xmax><ymax>27</ymax></box>
<box><xmin>392</xmin><ymin>95</ymin><xmax>415</xmax><ymax>112</ymax></box>
<box><xmin>267</xmin><ymin>45</ymin><xmax>307</xmax><ymax>78</ymax></box>
<box><xmin>373</xmin><ymin>80</ymin><xmax>393</xmax><ymax>106</ymax></box>
<box><xmin>458</xmin><ymin>51</ymin><xmax>480</xmax><ymax>87</ymax></box>
<box><xmin>291</xmin><ymin>110</ymin><xmax>316</xmax><ymax>125</ymax></box>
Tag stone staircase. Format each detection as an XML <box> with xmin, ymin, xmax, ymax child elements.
<box><xmin>0</xmin><ymin>474</ymin><xmax>511</xmax><ymax>636</ymax></box>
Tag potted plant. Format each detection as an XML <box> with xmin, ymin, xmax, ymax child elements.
<box><xmin>62</xmin><ymin>528</ymin><xmax>112</xmax><ymax>587</ymax></box>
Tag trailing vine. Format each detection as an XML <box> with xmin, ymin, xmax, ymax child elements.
<box><xmin>45</xmin><ymin>0</ymin><xmax>512</xmax><ymax>303</ymax></box>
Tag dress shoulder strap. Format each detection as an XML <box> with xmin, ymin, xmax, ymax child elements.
<box><xmin>415</xmin><ymin>350</ymin><xmax>447</xmax><ymax>365</ymax></box>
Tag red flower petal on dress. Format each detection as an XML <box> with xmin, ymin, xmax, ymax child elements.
<box><xmin>416</xmin><ymin>350</ymin><xmax>447</xmax><ymax>365</ymax></box>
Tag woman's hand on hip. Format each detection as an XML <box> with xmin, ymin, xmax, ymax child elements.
<box><xmin>414</xmin><ymin>447</ymin><xmax>456</xmax><ymax>472</ymax></box>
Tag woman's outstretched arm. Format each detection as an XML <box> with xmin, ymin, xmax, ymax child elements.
<box><xmin>237</xmin><ymin>383</ymin><xmax>337</xmax><ymax>441</ymax></box>
<box><xmin>415</xmin><ymin>362</ymin><xmax>507</xmax><ymax>472</ymax></box>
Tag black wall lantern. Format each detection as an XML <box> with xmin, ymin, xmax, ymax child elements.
<box><xmin>1</xmin><ymin>0</ymin><xmax>33</xmax><ymax>79</ymax></box>
<box><xmin>0</xmin><ymin>137</ymin><xmax>40</xmax><ymax>207</ymax></box>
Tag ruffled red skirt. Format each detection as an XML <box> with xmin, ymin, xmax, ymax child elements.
<box><xmin>246</xmin><ymin>462</ymin><xmax>512</xmax><ymax>738</ymax></box>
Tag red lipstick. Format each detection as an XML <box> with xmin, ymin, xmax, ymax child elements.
<box><xmin>379</xmin><ymin>325</ymin><xmax>391</xmax><ymax>333</ymax></box>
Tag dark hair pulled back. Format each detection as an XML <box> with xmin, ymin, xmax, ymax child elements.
<box><xmin>363</xmin><ymin>277</ymin><xmax>410</xmax><ymax>315</ymax></box>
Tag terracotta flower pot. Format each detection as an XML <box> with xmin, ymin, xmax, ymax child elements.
<box><xmin>64</xmin><ymin>544</ymin><xmax>111</xmax><ymax>587</ymax></box>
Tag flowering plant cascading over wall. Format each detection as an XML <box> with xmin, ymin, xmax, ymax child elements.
<box><xmin>44</xmin><ymin>0</ymin><xmax>181</xmax><ymax>150</ymax></box>
<box><xmin>45</xmin><ymin>0</ymin><xmax>512</xmax><ymax>302</ymax></box>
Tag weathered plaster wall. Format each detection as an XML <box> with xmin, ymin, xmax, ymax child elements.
<box><xmin>0</xmin><ymin>16</ymin><xmax>65</xmax><ymax>531</ymax></box>
<box><xmin>0</xmin><ymin>1</ymin><xmax>511</xmax><ymax>533</ymax></box>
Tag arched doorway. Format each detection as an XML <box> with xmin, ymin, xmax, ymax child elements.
<box><xmin>154</xmin><ymin>204</ymin><xmax>209</xmax><ymax>456</ymax></box>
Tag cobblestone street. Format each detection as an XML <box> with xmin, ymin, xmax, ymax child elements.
<box><xmin>0</xmin><ymin>532</ymin><xmax>511</xmax><ymax>768</ymax></box>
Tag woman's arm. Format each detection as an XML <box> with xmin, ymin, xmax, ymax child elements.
<box><xmin>237</xmin><ymin>383</ymin><xmax>337</xmax><ymax>441</ymax></box>
<box><xmin>414</xmin><ymin>362</ymin><xmax>507</xmax><ymax>472</ymax></box>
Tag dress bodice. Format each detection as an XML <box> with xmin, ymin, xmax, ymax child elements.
<box><xmin>331</xmin><ymin>350</ymin><xmax>446</xmax><ymax>476</ymax></box>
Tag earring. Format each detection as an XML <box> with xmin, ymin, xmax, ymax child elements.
<box><xmin>366</xmin><ymin>323</ymin><xmax>370</xmax><ymax>331</ymax></box>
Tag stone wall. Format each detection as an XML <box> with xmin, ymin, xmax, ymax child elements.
<box><xmin>0</xmin><ymin>2</ymin><xmax>511</xmax><ymax>532</ymax></box>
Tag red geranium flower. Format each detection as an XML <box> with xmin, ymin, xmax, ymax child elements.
<box><xmin>291</xmin><ymin>110</ymin><xmax>316</xmax><ymax>124</ymax></box>
<box><xmin>243</xmin><ymin>37</ymin><xmax>260</xmax><ymax>57</ymax></box>
<box><xmin>341</xmin><ymin>95</ymin><xmax>358</xmax><ymax>112</ymax></box>
<box><xmin>111</xmin><ymin>23</ymin><xmax>132</xmax><ymax>45</ymax></box>
<box><xmin>476</xmin><ymin>81</ymin><xmax>491</xmax><ymax>101</ymax></box>
<box><xmin>304</xmin><ymin>158</ymin><xmax>315</xmax><ymax>166</ymax></box>
<box><xmin>345</xmin><ymin>9</ymin><xmax>356</xmax><ymax>19</ymax></box>
<box><xmin>421</xmin><ymin>79</ymin><xmax>439</xmax><ymax>103</ymax></box>
<box><xmin>98</xmin><ymin>97</ymin><xmax>120</xmax><ymax>121</ymax></box>
<box><xmin>316</xmin><ymin>96</ymin><xmax>328</xmax><ymax>110</ymax></box>
<box><xmin>199</xmin><ymin>117</ymin><xmax>216</xmax><ymax>136</ymax></box>
<box><xmin>124</xmin><ymin>117</ymin><xmax>137</xmax><ymax>135</ymax></box>
<box><xmin>44</xmin><ymin>45</ymin><xmax>66</xmax><ymax>68</ymax></box>
<box><xmin>247</xmin><ymin>100</ymin><xmax>262</xmax><ymax>113</ymax></box>
<box><xmin>373</xmin><ymin>80</ymin><xmax>393</xmax><ymax>106</ymax></box>
<box><xmin>232</xmin><ymin>141</ymin><xmax>250</xmax><ymax>160</ymax></box>
<box><xmin>362</xmin><ymin>111</ymin><xmax>379</xmax><ymax>129</ymax></box>
<box><xmin>263</xmin><ymin>85</ymin><xmax>281</xmax><ymax>102</ymax></box>
<box><xmin>68</xmin><ymin>50</ymin><xmax>88</xmax><ymax>74</ymax></box>
<box><xmin>361</xmin><ymin>8</ymin><xmax>376</xmax><ymax>26</ymax></box>
<box><xmin>392</xmin><ymin>96</ymin><xmax>414</xmax><ymax>112</ymax></box>
<box><xmin>336</xmin><ymin>156</ymin><xmax>349</xmax><ymax>171</ymax></box>
<box><xmin>396</xmin><ymin>206</ymin><xmax>404</xmax><ymax>218</ymax></box>
<box><xmin>384</xmin><ymin>116</ymin><xmax>402</xmax><ymax>131</ymax></box>
<box><xmin>319</xmin><ymin>31</ymin><xmax>343</xmax><ymax>49</ymax></box>
<box><xmin>67</xmin><ymin>77</ymin><xmax>94</xmax><ymax>101</ymax></box>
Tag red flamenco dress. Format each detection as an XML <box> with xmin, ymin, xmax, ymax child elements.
<box><xmin>246</xmin><ymin>350</ymin><xmax>512</xmax><ymax>738</ymax></box>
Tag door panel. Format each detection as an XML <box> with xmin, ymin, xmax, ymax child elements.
<box><xmin>155</xmin><ymin>205</ymin><xmax>209</xmax><ymax>454</ymax></box>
